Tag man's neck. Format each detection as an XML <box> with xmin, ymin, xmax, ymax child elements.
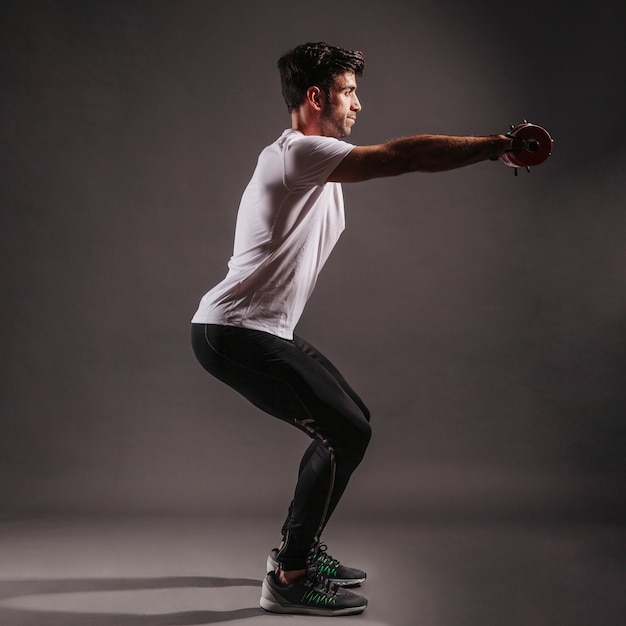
<box><xmin>291</xmin><ymin>109</ymin><xmax>322</xmax><ymax>136</ymax></box>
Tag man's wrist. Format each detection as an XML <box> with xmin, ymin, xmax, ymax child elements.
<box><xmin>488</xmin><ymin>134</ymin><xmax>512</xmax><ymax>160</ymax></box>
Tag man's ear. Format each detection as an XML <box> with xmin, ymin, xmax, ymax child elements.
<box><xmin>306</xmin><ymin>86</ymin><xmax>323</xmax><ymax>111</ymax></box>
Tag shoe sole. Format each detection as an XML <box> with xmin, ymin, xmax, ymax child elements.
<box><xmin>260</xmin><ymin>585</ymin><xmax>367</xmax><ymax>616</ymax></box>
<box><xmin>266</xmin><ymin>554</ymin><xmax>366</xmax><ymax>588</ymax></box>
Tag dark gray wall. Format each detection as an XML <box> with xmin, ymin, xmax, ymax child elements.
<box><xmin>2</xmin><ymin>0</ymin><xmax>624</xmax><ymax>519</ymax></box>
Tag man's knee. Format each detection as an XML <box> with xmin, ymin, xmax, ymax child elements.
<box><xmin>358</xmin><ymin>420</ymin><xmax>372</xmax><ymax>455</ymax></box>
<box><xmin>339</xmin><ymin>419</ymin><xmax>371</xmax><ymax>465</ymax></box>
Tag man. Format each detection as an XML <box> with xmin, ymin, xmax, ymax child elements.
<box><xmin>191</xmin><ymin>42</ymin><xmax>516</xmax><ymax>616</ymax></box>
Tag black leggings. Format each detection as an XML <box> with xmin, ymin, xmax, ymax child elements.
<box><xmin>191</xmin><ymin>323</ymin><xmax>371</xmax><ymax>571</ymax></box>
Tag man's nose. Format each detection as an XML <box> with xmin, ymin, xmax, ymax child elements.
<box><xmin>352</xmin><ymin>95</ymin><xmax>362</xmax><ymax>111</ymax></box>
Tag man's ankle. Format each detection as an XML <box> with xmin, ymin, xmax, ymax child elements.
<box><xmin>276</xmin><ymin>568</ymin><xmax>307</xmax><ymax>585</ymax></box>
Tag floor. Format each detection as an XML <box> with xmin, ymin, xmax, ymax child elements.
<box><xmin>0</xmin><ymin>514</ymin><xmax>623</xmax><ymax>626</ymax></box>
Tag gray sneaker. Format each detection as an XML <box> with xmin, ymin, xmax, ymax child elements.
<box><xmin>266</xmin><ymin>543</ymin><xmax>367</xmax><ymax>587</ymax></box>
<box><xmin>260</xmin><ymin>571</ymin><xmax>368</xmax><ymax>616</ymax></box>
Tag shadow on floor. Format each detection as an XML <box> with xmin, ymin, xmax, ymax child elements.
<box><xmin>0</xmin><ymin>576</ymin><xmax>266</xmax><ymax>625</ymax></box>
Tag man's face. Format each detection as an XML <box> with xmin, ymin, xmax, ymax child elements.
<box><xmin>319</xmin><ymin>71</ymin><xmax>361</xmax><ymax>138</ymax></box>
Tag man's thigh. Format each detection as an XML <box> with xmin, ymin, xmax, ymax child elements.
<box><xmin>197</xmin><ymin>325</ymin><xmax>366</xmax><ymax>437</ymax></box>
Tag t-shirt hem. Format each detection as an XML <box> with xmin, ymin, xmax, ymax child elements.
<box><xmin>190</xmin><ymin>317</ymin><xmax>294</xmax><ymax>341</ymax></box>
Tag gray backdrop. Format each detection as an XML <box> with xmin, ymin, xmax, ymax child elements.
<box><xmin>2</xmin><ymin>0</ymin><xmax>624</xmax><ymax>521</ymax></box>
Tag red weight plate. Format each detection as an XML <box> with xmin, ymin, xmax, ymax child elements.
<box><xmin>505</xmin><ymin>123</ymin><xmax>553</xmax><ymax>167</ymax></box>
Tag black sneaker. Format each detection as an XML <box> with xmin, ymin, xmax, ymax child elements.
<box><xmin>260</xmin><ymin>571</ymin><xmax>368</xmax><ymax>616</ymax></box>
<box><xmin>266</xmin><ymin>543</ymin><xmax>367</xmax><ymax>587</ymax></box>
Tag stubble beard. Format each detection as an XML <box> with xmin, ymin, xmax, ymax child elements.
<box><xmin>320</xmin><ymin>103</ymin><xmax>351</xmax><ymax>139</ymax></box>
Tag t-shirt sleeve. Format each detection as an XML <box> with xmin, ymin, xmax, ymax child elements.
<box><xmin>283</xmin><ymin>135</ymin><xmax>354</xmax><ymax>190</ymax></box>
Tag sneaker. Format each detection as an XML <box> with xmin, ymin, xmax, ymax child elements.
<box><xmin>266</xmin><ymin>542</ymin><xmax>367</xmax><ymax>587</ymax></box>
<box><xmin>260</xmin><ymin>570</ymin><xmax>368</xmax><ymax>616</ymax></box>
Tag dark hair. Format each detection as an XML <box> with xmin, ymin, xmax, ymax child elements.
<box><xmin>277</xmin><ymin>42</ymin><xmax>366</xmax><ymax>112</ymax></box>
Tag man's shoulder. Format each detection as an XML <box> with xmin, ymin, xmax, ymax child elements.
<box><xmin>277</xmin><ymin>129</ymin><xmax>349</xmax><ymax>148</ymax></box>
<box><xmin>282</xmin><ymin>131</ymin><xmax>353</xmax><ymax>161</ymax></box>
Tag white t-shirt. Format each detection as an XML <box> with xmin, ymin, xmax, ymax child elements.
<box><xmin>191</xmin><ymin>129</ymin><xmax>354</xmax><ymax>339</ymax></box>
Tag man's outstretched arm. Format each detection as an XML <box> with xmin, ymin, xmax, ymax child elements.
<box><xmin>328</xmin><ymin>134</ymin><xmax>513</xmax><ymax>183</ymax></box>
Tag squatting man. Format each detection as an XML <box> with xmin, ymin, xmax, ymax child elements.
<box><xmin>191</xmin><ymin>42</ymin><xmax>521</xmax><ymax>617</ymax></box>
